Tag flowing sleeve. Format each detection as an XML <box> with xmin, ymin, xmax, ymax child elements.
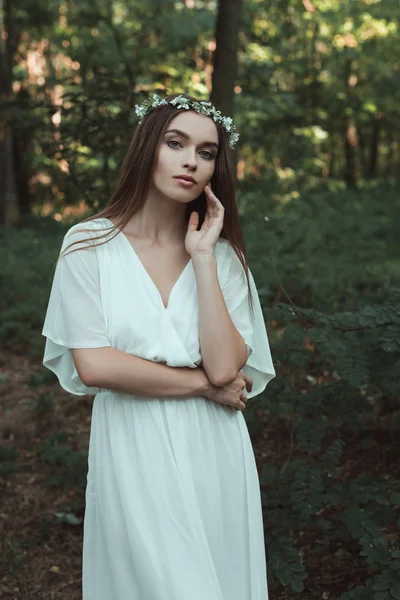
<box><xmin>221</xmin><ymin>242</ymin><xmax>276</xmax><ymax>399</ymax></box>
<box><xmin>41</xmin><ymin>223</ymin><xmax>111</xmax><ymax>396</ymax></box>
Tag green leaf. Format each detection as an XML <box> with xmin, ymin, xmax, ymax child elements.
<box><xmin>290</xmin><ymin>578</ymin><xmax>305</xmax><ymax>593</ymax></box>
<box><xmin>391</xmin><ymin>588</ymin><xmax>400</xmax><ymax>600</ymax></box>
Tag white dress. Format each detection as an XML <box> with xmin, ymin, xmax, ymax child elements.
<box><xmin>41</xmin><ymin>217</ymin><xmax>276</xmax><ymax>600</ymax></box>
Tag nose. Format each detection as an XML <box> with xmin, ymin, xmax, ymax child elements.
<box><xmin>182</xmin><ymin>149</ymin><xmax>198</xmax><ymax>171</ymax></box>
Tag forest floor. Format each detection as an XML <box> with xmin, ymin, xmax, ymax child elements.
<box><xmin>0</xmin><ymin>347</ymin><xmax>394</xmax><ymax>600</ymax></box>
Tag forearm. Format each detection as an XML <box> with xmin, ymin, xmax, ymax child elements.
<box><xmin>193</xmin><ymin>254</ymin><xmax>248</xmax><ymax>386</ymax></box>
<box><xmin>82</xmin><ymin>347</ymin><xmax>210</xmax><ymax>399</ymax></box>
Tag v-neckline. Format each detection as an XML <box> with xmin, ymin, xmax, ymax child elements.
<box><xmin>101</xmin><ymin>217</ymin><xmax>192</xmax><ymax>311</ymax></box>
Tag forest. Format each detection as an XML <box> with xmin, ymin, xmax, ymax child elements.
<box><xmin>1</xmin><ymin>0</ymin><xmax>400</xmax><ymax>598</ymax></box>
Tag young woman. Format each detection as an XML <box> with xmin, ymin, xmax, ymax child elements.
<box><xmin>42</xmin><ymin>92</ymin><xmax>275</xmax><ymax>599</ymax></box>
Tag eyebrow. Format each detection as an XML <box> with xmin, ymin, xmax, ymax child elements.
<box><xmin>165</xmin><ymin>128</ymin><xmax>219</xmax><ymax>150</ymax></box>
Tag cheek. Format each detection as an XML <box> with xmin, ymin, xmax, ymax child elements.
<box><xmin>156</xmin><ymin>147</ymin><xmax>178</xmax><ymax>171</ymax></box>
<box><xmin>205</xmin><ymin>161</ymin><xmax>216</xmax><ymax>178</ymax></box>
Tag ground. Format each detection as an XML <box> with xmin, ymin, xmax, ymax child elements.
<box><xmin>0</xmin><ymin>347</ymin><xmax>393</xmax><ymax>600</ymax></box>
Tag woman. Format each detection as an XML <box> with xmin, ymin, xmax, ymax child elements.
<box><xmin>42</xmin><ymin>92</ymin><xmax>276</xmax><ymax>599</ymax></box>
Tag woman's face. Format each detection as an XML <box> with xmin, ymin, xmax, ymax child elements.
<box><xmin>153</xmin><ymin>110</ymin><xmax>219</xmax><ymax>203</ymax></box>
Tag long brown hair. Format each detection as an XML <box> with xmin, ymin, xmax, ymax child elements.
<box><xmin>60</xmin><ymin>92</ymin><xmax>254</xmax><ymax>317</ymax></box>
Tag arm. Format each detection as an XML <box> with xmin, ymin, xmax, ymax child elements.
<box><xmin>72</xmin><ymin>346</ymin><xmax>211</xmax><ymax>399</ymax></box>
<box><xmin>192</xmin><ymin>254</ymin><xmax>248</xmax><ymax>387</ymax></box>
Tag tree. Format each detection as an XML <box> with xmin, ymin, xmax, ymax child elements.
<box><xmin>210</xmin><ymin>0</ymin><xmax>243</xmax><ymax>119</ymax></box>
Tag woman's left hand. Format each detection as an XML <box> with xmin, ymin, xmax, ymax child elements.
<box><xmin>185</xmin><ymin>183</ymin><xmax>224</xmax><ymax>258</ymax></box>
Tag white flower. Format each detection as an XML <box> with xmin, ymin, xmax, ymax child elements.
<box><xmin>210</xmin><ymin>108</ymin><xmax>222</xmax><ymax>122</ymax></box>
<box><xmin>170</xmin><ymin>95</ymin><xmax>186</xmax><ymax>107</ymax></box>
<box><xmin>135</xmin><ymin>105</ymin><xmax>148</xmax><ymax>119</ymax></box>
<box><xmin>229</xmin><ymin>132</ymin><xmax>240</xmax><ymax>148</ymax></box>
<box><xmin>223</xmin><ymin>117</ymin><xmax>233</xmax><ymax>132</ymax></box>
<box><xmin>134</xmin><ymin>95</ymin><xmax>239</xmax><ymax>148</ymax></box>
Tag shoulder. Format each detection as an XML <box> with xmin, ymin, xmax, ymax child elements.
<box><xmin>60</xmin><ymin>219</ymin><xmax>109</xmax><ymax>256</ymax></box>
<box><xmin>65</xmin><ymin>218</ymin><xmax>106</xmax><ymax>238</ymax></box>
<box><xmin>63</xmin><ymin>218</ymin><xmax>112</xmax><ymax>246</ymax></box>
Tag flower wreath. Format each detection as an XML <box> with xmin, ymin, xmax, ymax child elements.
<box><xmin>135</xmin><ymin>93</ymin><xmax>240</xmax><ymax>149</ymax></box>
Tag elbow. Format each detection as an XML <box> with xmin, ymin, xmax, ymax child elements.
<box><xmin>76</xmin><ymin>363</ymin><xmax>96</xmax><ymax>387</ymax></box>
<box><xmin>71</xmin><ymin>348</ymin><xmax>100</xmax><ymax>388</ymax></box>
<box><xmin>81</xmin><ymin>358</ymin><xmax>104</xmax><ymax>388</ymax></box>
<box><xmin>80</xmin><ymin>369</ymin><xmax>96</xmax><ymax>388</ymax></box>
<box><xmin>208</xmin><ymin>369</ymin><xmax>237</xmax><ymax>388</ymax></box>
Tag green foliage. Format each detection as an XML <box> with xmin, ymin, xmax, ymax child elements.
<box><xmin>7</xmin><ymin>0</ymin><xmax>400</xmax><ymax>219</ymax></box>
<box><xmin>338</xmin><ymin>548</ymin><xmax>400</xmax><ymax>600</ymax></box>
<box><xmin>242</xmin><ymin>182</ymin><xmax>400</xmax><ymax>312</ymax></box>
<box><xmin>237</xmin><ymin>181</ymin><xmax>400</xmax><ymax>595</ymax></box>
<box><xmin>36</xmin><ymin>432</ymin><xmax>88</xmax><ymax>490</ymax></box>
<box><xmin>53</xmin><ymin>511</ymin><xmax>82</xmax><ymax>526</ymax></box>
<box><xmin>3</xmin><ymin>179</ymin><xmax>400</xmax><ymax>596</ymax></box>
<box><xmin>5</xmin><ymin>0</ymin><xmax>400</xmax><ymax>593</ymax></box>
<box><xmin>27</xmin><ymin>369</ymin><xmax>58</xmax><ymax>387</ymax></box>
<box><xmin>266</xmin><ymin>528</ymin><xmax>307</xmax><ymax>592</ymax></box>
<box><xmin>0</xmin><ymin>217</ymin><xmax>70</xmax><ymax>353</ymax></box>
<box><xmin>31</xmin><ymin>392</ymin><xmax>55</xmax><ymax>417</ymax></box>
<box><xmin>256</xmin><ymin>293</ymin><xmax>400</xmax><ymax>595</ymax></box>
<box><xmin>0</xmin><ymin>446</ymin><xmax>20</xmax><ymax>477</ymax></box>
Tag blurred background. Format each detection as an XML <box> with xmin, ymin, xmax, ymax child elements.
<box><xmin>1</xmin><ymin>0</ymin><xmax>400</xmax><ymax>598</ymax></box>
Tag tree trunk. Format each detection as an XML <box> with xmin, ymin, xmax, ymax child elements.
<box><xmin>343</xmin><ymin>60</ymin><xmax>359</xmax><ymax>188</ymax></box>
<box><xmin>0</xmin><ymin>0</ymin><xmax>20</xmax><ymax>226</ymax></box>
<box><xmin>210</xmin><ymin>0</ymin><xmax>242</xmax><ymax>119</ymax></box>
<box><xmin>210</xmin><ymin>0</ymin><xmax>243</xmax><ymax>175</ymax></box>
<box><xmin>368</xmin><ymin>118</ymin><xmax>381</xmax><ymax>178</ymax></box>
<box><xmin>328</xmin><ymin>132</ymin><xmax>336</xmax><ymax>178</ymax></box>
<box><xmin>344</xmin><ymin>117</ymin><xmax>358</xmax><ymax>188</ymax></box>
<box><xmin>385</xmin><ymin>129</ymin><xmax>393</xmax><ymax>176</ymax></box>
<box><xmin>357</xmin><ymin>127</ymin><xmax>368</xmax><ymax>178</ymax></box>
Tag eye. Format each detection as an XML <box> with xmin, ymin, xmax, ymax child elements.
<box><xmin>200</xmin><ymin>150</ymin><xmax>216</xmax><ymax>160</ymax></box>
<box><xmin>167</xmin><ymin>139</ymin><xmax>216</xmax><ymax>160</ymax></box>
<box><xmin>167</xmin><ymin>139</ymin><xmax>182</xmax><ymax>149</ymax></box>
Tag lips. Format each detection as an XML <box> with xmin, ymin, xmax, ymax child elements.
<box><xmin>173</xmin><ymin>175</ymin><xmax>197</xmax><ymax>184</ymax></box>
<box><xmin>173</xmin><ymin>176</ymin><xmax>197</xmax><ymax>187</ymax></box>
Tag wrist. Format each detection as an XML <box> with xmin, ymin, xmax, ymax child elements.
<box><xmin>191</xmin><ymin>253</ymin><xmax>216</xmax><ymax>271</ymax></box>
<box><xmin>193</xmin><ymin>366</ymin><xmax>213</xmax><ymax>399</ymax></box>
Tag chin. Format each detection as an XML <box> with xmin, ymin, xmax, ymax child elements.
<box><xmin>176</xmin><ymin>194</ymin><xmax>198</xmax><ymax>205</ymax></box>
<box><xmin>169</xmin><ymin>186</ymin><xmax>199</xmax><ymax>203</ymax></box>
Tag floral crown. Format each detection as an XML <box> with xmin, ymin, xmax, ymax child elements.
<box><xmin>134</xmin><ymin>93</ymin><xmax>240</xmax><ymax>149</ymax></box>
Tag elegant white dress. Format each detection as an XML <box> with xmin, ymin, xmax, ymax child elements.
<box><xmin>41</xmin><ymin>217</ymin><xmax>276</xmax><ymax>600</ymax></box>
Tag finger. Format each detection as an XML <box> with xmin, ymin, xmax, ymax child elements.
<box><xmin>212</xmin><ymin>196</ymin><xmax>224</xmax><ymax>219</ymax></box>
<box><xmin>205</xmin><ymin>187</ymin><xmax>223</xmax><ymax>218</ymax></box>
<box><xmin>204</xmin><ymin>185</ymin><xmax>214</xmax><ymax>218</ymax></box>
<box><xmin>206</xmin><ymin>194</ymin><xmax>213</xmax><ymax>221</ymax></box>
<box><xmin>242</xmin><ymin>373</ymin><xmax>253</xmax><ymax>391</ymax></box>
<box><xmin>208</xmin><ymin>194</ymin><xmax>219</xmax><ymax>219</ymax></box>
<box><xmin>205</xmin><ymin>185</ymin><xmax>217</xmax><ymax>203</ymax></box>
<box><xmin>187</xmin><ymin>211</ymin><xmax>199</xmax><ymax>232</ymax></box>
